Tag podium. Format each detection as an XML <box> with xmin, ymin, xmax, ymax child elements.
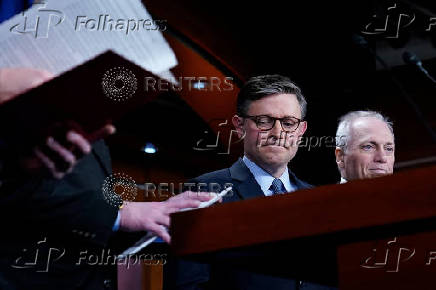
<box><xmin>170</xmin><ymin>165</ymin><xmax>436</xmax><ymax>289</ymax></box>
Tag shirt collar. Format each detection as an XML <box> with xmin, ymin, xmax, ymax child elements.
<box><xmin>340</xmin><ymin>177</ymin><xmax>348</xmax><ymax>184</ymax></box>
<box><xmin>242</xmin><ymin>155</ymin><xmax>295</xmax><ymax>196</ymax></box>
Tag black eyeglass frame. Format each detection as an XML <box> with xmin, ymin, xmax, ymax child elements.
<box><xmin>240</xmin><ymin>114</ymin><xmax>303</xmax><ymax>132</ymax></box>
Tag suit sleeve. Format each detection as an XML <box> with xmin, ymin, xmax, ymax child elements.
<box><xmin>0</xmin><ymin>140</ymin><xmax>118</xmax><ymax>247</ymax></box>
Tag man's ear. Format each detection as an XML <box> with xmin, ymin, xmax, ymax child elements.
<box><xmin>335</xmin><ymin>147</ymin><xmax>345</xmax><ymax>169</ymax></box>
<box><xmin>232</xmin><ymin>115</ymin><xmax>245</xmax><ymax>138</ymax></box>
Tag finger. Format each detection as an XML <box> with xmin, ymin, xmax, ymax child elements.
<box><xmin>155</xmin><ymin>212</ymin><xmax>170</xmax><ymax>228</ymax></box>
<box><xmin>91</xmin><ymin>124</ymin><xmax>116</xmax><ymax>140</ymax></box>
<box><xmin>168</xmin><ymin>199</ymin><xmax>202</xmax><ymax>210</ymax></box>
<box><xmin>66</xmin><ymin>131</ymin><xmax>91</xmax><ymax>155</ymax></box>
<box><xmin>38</xmin><ymin>142</ymin><xmax>71</xmax><ymax>173</ymax></box>
<box><xmin>147</xmin><ymin>224</ymin><xmax>171</xmax><ymax>244</ymax></box>
<box><xmin>160</xmin><ymin>231</ymin><xmax>171</xmax><ymax>244</ymax></box>
<box><xmin>33</xmin><ymin>148</ymin><xmax>64</xmax><ymax>179</ymax></box>
<box><xmin>46</xmin><ymin>137</ymin><xmax>76</xmax><ymax>169</ymax></box>
<box><xmin>181</xmin><ymin>191</ymin><xmax>216</xmax><ymax>202</ymax></box>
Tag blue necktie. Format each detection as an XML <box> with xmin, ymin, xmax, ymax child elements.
<box><xmin>270</xmin><ymin>178</ymin><xmax>286</xmax><ymax>195</ymax></box>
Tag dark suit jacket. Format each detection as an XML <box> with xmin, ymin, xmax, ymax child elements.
<box><xmin>0</xmin><ymin>140</ymin><xmax>118</xmax><ymax>290</ymax></box>
<box><xmin>164</xmin><ymin>159</ymin><xmax>336</xmax><ymax>290</ymax></box>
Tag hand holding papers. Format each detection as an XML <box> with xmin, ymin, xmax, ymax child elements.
<box><xmin>0</xmin><ymin>0</ymin><xmax>179</xmax><ymax>176</ymax></box>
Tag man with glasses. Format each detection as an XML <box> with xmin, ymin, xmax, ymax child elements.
<box><xmin>165</xmin><ymin>75</ymin><xmax>335</xmax><ymax>290</ymax></box>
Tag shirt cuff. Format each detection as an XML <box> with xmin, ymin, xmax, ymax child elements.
<box><xmin>112</xmin><ymin>211</ymin><xmax>121</xmax><ymax>231</ymax></box>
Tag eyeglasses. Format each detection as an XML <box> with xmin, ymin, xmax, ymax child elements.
<box><xmin>241</xmin><ymin>114</ymin><xmax>303</xmax><ymax>132</ymax></box>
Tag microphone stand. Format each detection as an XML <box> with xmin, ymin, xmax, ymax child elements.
<box><xmin>352</xmin><ymin>34</ymin><xmax>436</xmax><ymax>143</ymax></box>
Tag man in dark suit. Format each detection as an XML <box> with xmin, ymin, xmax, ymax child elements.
<box><xmin>0</xmin><ymin>67</ymin><xmax>215</xmax><ymax>289</ymax></box>
<box><xmin>165</xmin><ymin>75</ymin><xmax>335</xmax><ymax>290</ymax></box>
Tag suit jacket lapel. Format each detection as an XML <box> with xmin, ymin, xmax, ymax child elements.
<box><xmin>229</xmin><ymin>158</ymin><xmax>265</xmax><ymax>200</ymax></box>
<box><xmin>288</xmin><ymin>169</ymin><xmax>313</xmax><ymax>190</ymax></box>
<box><xmin>90</xmin><ymin>140</ymin><xmax>112</xmax><ymax>176</ymax></box>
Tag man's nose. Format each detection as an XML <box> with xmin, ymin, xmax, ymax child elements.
<box><xmin>269</xmin><ymin>119</ymin><xmax>283</xmax><ymax>137</ymax></box>
<box><xmin>374</xmin><ymin>149</ymin><xmax>388</xmax><ymax>163</ymax></box>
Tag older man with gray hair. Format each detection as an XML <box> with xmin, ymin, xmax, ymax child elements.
<box><xmin>335</xmin><ymin>110</ymin><xmax>395</xmax><ymax>183</ymax></box>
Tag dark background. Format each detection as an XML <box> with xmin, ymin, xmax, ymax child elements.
<box><xmin>107</xmin><ymin>0</ymin><xmax>436</xmax><ymax>189</ymax></box>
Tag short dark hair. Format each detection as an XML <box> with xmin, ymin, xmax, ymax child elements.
<box><xmin>236</xmin><ymin>74</ymin><xmax>307</xmax><ymax>118</ymax></box>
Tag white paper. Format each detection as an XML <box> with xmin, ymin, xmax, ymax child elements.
<box><xmin>0</xmin><ymin>0</ymin><xmax>177</xmax><ymax>79</ymax></box>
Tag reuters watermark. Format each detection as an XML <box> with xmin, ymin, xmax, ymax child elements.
<box><xmin>144</xmin><ymin>76</ymin><xmax>234</xmax><ymax>92</ymax></box>
<box><xmin>102</xmin><ymin>172</ymin><xmax>138</xmax><ymax>208</ymax></box>
<box><xmin>101</xmin><ymin>67</ymin><xmax>234</xmax><ymax>102</ymax></box>
<box><xmin>139</xmin><ymin>182</ymin><xmax>234</xmax><ymax>198</ymax></box>
<box><xmin>102</xmin><ymin>67</ymin><xmax>138</xmax><ymax>102</ymax></box>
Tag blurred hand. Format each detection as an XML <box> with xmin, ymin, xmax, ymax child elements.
<box><xmin>0</xmin><ymin>68</ymin><xmax>116</xmax><ymax>179</ymax></box>
<box><xmin>119</xmin><ymin>191</ymin><xmax>217</xmax><ymax>243</ymax></box>
<box><xmin>0</xmin><ymin>68</ymin><xmax>53</xmax><ymax>104</ymax></box>
<box><xmin>23</xmin><ymin>124</ymin><xmax>116</xmax><ymax>179</ymax></box>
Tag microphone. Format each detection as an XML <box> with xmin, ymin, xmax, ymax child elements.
<box><xmin>351</xmin><ymin>34</ymin><xmax>369</xmax><ymax>49</ymax></box>
<box><xmin>402</xmin><ymin>51</ymin><xmax>422</xmax><ymax>66</ymax></box>
<box><xmin>402</xmin><ymin>51</ymin><xmax>436</xmax><ymax>84</ymax></box>
<box><xmin>351</xmin><ymin>34</ymin><xmax>436</xmax><ymax>143</ymax></box>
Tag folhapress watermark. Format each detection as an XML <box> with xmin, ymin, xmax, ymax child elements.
<box><xmin>76</xmin><ymin>249</ymin><xmax>166</xmax><ymax>269</ymax></box>
<box><xmin>193</xmin><ymin>119</ymin><xmax>243</xmax><ymax>155</ymax></box>
<box><xmin>11</xmin><ymin>238</ymin><xmax>166</xmax><ymax>273</ymax></box>
<box><xmin>256</xmin><ymin>132</ymin><xmax>345</xmax><ymax>151</ymax></box>
<box><xmin>75</xmin><ymin>15</ymin><xmax>167</xmax><ymax>35</ymax></box>
<box><xmin>9</xmin><ymin>1</ymin><xmax>166</xmax><ymax>38</ymax></box>
<box><xmin>11</xmin><ymin>238</ymin><xmax>65</xmax><ymax>273</ymax></box>
<box><xmin>193</xmin><ymin>119</ymin><xmax>347</xmax><ymax>154</ymax></box>
<box><xmin>361</xmin><ymin>3</ymin><xmax>436</xmax><ymax>39</ymax></box>
<box><xmin>359</xmin><ymin>236</ymin><xmax>436</xmax><ymax>272</ymax></box>
<box><xmin>9</xmin><ymin>1</ymin><xmax>64</xmax><ymax>39</ymax></box>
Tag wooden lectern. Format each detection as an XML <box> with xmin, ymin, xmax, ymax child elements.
<box><xmin>170</xmin><ymin>165</ymin><xmax>436</xmax><ymax>289</ymax></box>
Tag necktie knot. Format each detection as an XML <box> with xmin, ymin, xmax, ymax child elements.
<box><xmin>270</xmin><ymin>178</ymin><xmax>286</xmax><ymax>194</ymax></box>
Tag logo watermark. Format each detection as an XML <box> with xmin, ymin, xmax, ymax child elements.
<box><xmin>102</xmin><ymin>66</ymin><xmax>138</xmax><ymax>102</ymax></box>
<box><xmin>11</xmin><ymin>237</ymin><xmax>65</xmax><ymax>273</ymax></box>
<box><xmin>9</xmin><ymin>1</ymin><xmax>64</xmax><ymax>39</ymax></box>
<box><xmin>361</xmin><ymin>236</ymin><xmax>436</xmax><ymax>272</ymax></box>
<box><xmin>102</xmin><ymin>172</ymin><xmax>138</xmax><ymax>208</ymax></box>
<box><xmin>193</xmin><ymin>119</ymin><xmax>243</xmax><ymax>155</ymax></box>
<box><xmin>361</xmin><ymin>237</ymin><xmax>415</xmax><ymax>272</ymax></box>
<box><xmin>361</xmin><ymin>3</ymin><xmax>436</xmax><ymax>39</ymax></box>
